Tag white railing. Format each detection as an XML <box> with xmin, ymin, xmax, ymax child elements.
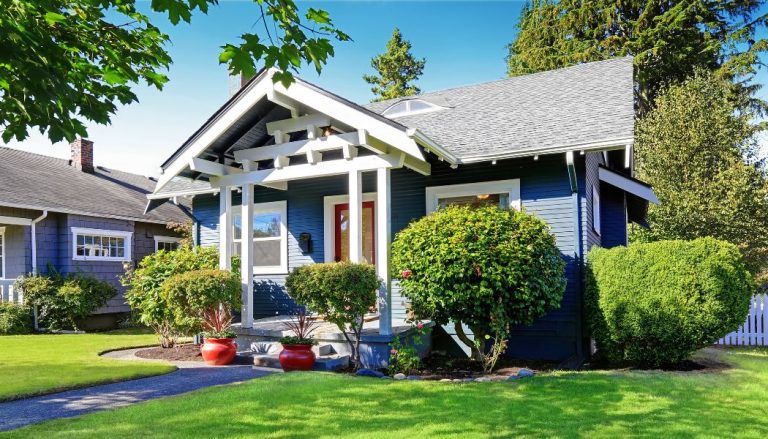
<box><xmin>717</xmin><ymin>293</ymin><xmax>767</xmax><ymax>347</ymax></box>
<box><xmin>0</xmin><ymin>279</ymin><xmax>22</xmax><ymax>304</ymax></box>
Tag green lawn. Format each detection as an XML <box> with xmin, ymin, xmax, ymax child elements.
<box><xmin>0</xmin><ymin>329</ymin><xmax>174</xmax><ymax>401</ymax></box>
<box><xmin>5</xmin><ymin>348</ymin><xmax>767</xmax><ymax>438</ymax></box>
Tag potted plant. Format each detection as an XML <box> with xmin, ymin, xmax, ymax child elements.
<box><xmin>200</xmin><ymin>305</ymin><xmax>238</xmax><ymax>366</ymax></box>
<box><xmin>279</xmin><ymin>311</ymin><xmax>320</xmax><ymax>371</ymax></box>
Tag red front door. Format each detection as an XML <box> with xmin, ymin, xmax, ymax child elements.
<box><xmin>334</xmin><ymin>201</ymin><xmax>375</xmax><ymax>264</ymax></box>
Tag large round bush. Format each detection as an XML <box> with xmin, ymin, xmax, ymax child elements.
<box><xmin>586</xmin><ymin>237</ymin><xmax>754</xmax><ymax>367</ymax></box>
<box><xmin>391</xmin><ymin>205</ymin><xmax>566</xmax><ymax>368</ymax></box>
<box><xmin>162</xmin><ymin>269</ymin><xmax>241</xmax><ymax>337</ymax></box>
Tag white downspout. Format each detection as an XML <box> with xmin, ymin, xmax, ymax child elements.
<box><xmin>31</xmin><ymin>210</ymin><xmax>48</xmax><ymax>275</ymax></box>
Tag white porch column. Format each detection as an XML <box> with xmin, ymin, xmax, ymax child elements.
<box><xmin>218</xmin><ymin>186</ymin><xmax>232</xmax><ymax>270</ymax></box>
<box><xmin>376</xmin><ymin>168</ymin><xmax>392</xmax><ymax>335</ymax></box>
<box><xmin>240</xmin><ymin>162</ymin><xmax>255</xmax><ymax>328</ymax></box>
<box><xmin>348</xmin><ymin>169</ymin><xmax>363</xmax><ymax>263</ymax></box>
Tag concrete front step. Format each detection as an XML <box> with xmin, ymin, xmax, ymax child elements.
<box><xmin>251</xmin><ymin>353</ymin><xmax>350</xmax><ymax>371</ymax></box>
<box><xmin>247</xmin><ymin>341</ymin><xmax>334</xmax><ymax>357</ymax></box>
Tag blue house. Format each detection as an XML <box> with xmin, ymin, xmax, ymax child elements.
<box><xmin>149</xmin><ymin>57</ymin><xmax>658</xmax><ymax>364</ymax></box>
<box><xmin>0</xmin><ymin>141</ymin><xmax>189</xmax><ymax>328</ymax></box>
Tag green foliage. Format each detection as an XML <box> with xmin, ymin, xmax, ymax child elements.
<box><xmin>634</xmin><ymin>71</ymin><xmax>768</xmax><ymax>282</ymax></box>
<box><xmin>161</xmin><ymin>269</ymin><xmax>241</xmax><ymax>338</ymax></box>
<box><xmin>0</xmin><ymin>303</ymin><xmax>33</xmax><ymax>335</ymax></box>
<box><xmin>122</xmin><ymin>245</ymin><xmax>220</xmax><ymax>347</ymax></box>
<box><xmin>1</xmin><ymin>0</ymin><xmax>349</xmax><ymax>143</ymax></box>
<box><xmin>505</xmin><ymin>0</ymin><xmax>768</xmax><ymax>113</ymax></box>
<box><xmin>391</xmin><ymin>205</ymin><xmax>566</xmax><ymax>372</ymax></box>
<box><xmin>279</xmin><ymin>336</ymin><xmax>317</xmax><ymax>346</ymax></box>
<box><xmin>586</xmin><ymin>238</ymin><xmax>754</xmax><ymax>367</ymax></box>
<box><xmin>363</xmin><ymin>27</ymin><xmax>426</xmax><ymax>102</ymax></box>
<box><xmin>19</xmin><ymin>272</ymin><xmax>115</xmax><ymax>330</ymax></box>
<box><xmin>285</xmin><ymin>262</ymin><xmax>379</xmax><ymax>368</ymax></box>
<box><xmin>387</xmin><ymin>322</ymin><xmax>427</xmax><ymax>375</ymax></box>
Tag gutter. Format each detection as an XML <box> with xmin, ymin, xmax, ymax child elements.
<box><xmin>31</xmin><ymin>210</ymin><xmax>48</xmax><ymax>275</ymax></box>
<box><xmin>565</xmin><ymin>152</ymin><xmax>585</xmax><ymax>360</ymax></box>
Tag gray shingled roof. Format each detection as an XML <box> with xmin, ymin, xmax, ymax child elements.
<box><xmin>365</xmin><ymin>57</ymin><xmax>635</xmax><ymax>161</ymax></box>
<box><xmin>0</xmin><ymin>147</ymin><xmax>189</xmax><ymax>224</ymax></box>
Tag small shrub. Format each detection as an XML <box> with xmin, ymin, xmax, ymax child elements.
<box><xmin>122</xmin><ymin>245</ymin><xmax>222</xmax><ymax>347</ymax></box>
<box><xmin>0</xmin><ymin>303</ymin><xmax>33</xmax><ymax>335</ymax></box>
<box><xmin>391</xmin><ymin>205</ymin><xmax>566</xmax><ymax>372</ymax></box>
<box><xmin>388</xmin><ymin>321</ymin><xmax>427</xmax><ymax>375</ymax></box>
<box><xmin>280</xmin><ymin>311</ymin><xmax>320</xmax><ymax>345</ymax></box>
<box><xmin>286</xmin><ymin>262</ymin><xmax>379</xmax><ymax>369</ymax></box>
<box><xmin>586</xmin><ymin>237</ymin><xmax>754</xmax><ymax>367</ymax></box>
<box><xmin>161</xmin><ymin>269</ymin><xmax>241</xmax><ymax>338</ymax></box>
<box><xmin>19</xmin><ymin>272</ymin><xmax>115</xmax><ymax>330</ymax></box>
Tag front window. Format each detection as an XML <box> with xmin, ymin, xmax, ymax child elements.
<box><xmin>71</xmin><ymin>227</ymin><xmax>132</xmax><ymax>262</ymax></box>
<box><xmin>425</xmin><ymin>179</ymin><xmax>522</xmax><ymax>214</ymax></box>
<box><xmin>232</xmin><ymin>201</ymin><xmax>288</xmax><ymax>274</ymax></box>
<box><xmin>154</xmin><ymin>236</ymin><xmax>181</xmax><ymax>252</ymax></box>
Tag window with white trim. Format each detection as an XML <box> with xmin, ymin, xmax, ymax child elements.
<box><xmin>382</xmin><ymin>99</ymin><xmax>443</xmax><ymax>118</ymax></box>
<box><xmin>425</xmin><ymin>179</ymin><xmax>522</xmax><ymax>214</ymax></box>
<box><xmin>0</xmin><ymin>227</ymin><xmax>5</xmax><ymax>279</ymax></box>
<box><xmin>154</xmin><ymin>236</ymin><xmax>181</xmax><ymax>252</ymax></box>
<box><xmin>592</xmin><ymin>186</ymin><xmax>601</xmax><ymax>236</ymax></box>
<box><xmin>232</xmin><ymin>200</ymin><xmax>288</xmax><ymax>274</ymax></box>
<box><xmin>71</xmin><ymin>227</ymin><xmax>132</xmax><ymax>262</ymax></box>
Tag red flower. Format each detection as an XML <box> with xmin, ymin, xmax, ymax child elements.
<box><xmin>416</xmin><ymin>322</ymin><xmax>424</xmax><ymax>330</ymax></box>
<box><xmin>402</xmin><ymin>269</ymin><xmax>412</xmax><ymax>279</ymax></box>
<box><xmin>390</xmin><ymin>349</ymin><xmax>398</xmax><ymax>355</ymax></box>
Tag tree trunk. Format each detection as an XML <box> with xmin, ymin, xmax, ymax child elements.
<box><xmin>454</xmin><ymin>322</ymin><xmax>483</xmax><ymax>361</ymax></box>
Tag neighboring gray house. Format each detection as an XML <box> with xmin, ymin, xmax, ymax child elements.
<box><xmin>0</xmin><ymin>140</ymin><xmax>189</xmax><ymax>326</ymax></box>
<box><xmin>149</xmin><ymin>57</ymin><xmax>659</xmax><ymax>365</ymax></box>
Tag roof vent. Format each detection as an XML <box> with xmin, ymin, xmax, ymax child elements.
<box><xmin>70</xmin><ymin>138</ymin><xmax>94</xmax><ymax>173</ymax></box>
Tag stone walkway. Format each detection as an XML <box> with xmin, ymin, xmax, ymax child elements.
<box><xmin>0</xmin><ymin>349</ymin><xmax>273</xmax><ymax>432</ymax></box>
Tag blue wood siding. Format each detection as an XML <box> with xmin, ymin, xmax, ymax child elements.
<box><xmin>194</xmin><ymin>153</ymin><xmax>601</xmax><ymax>360</ymax></box>
<box><xmin>600</xmin><ymin>184</ymin><xmax>628</xmax><ymax>248</ymax></box>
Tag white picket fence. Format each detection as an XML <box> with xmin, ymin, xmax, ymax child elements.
<box><xmin>0</xmin><ymin>278</ymin><xmax>23</xmax><ymax>304</ymax></box>
<box><xmin>717</xmin><ymin>293</ymin><xmax>767</xmax><ymax>347</ymax></box>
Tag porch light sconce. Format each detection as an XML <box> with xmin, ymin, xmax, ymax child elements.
<box><xmin>298</xmin><ymin>232</ymin><xmax>312</xmax><ymax>253</ymax></box>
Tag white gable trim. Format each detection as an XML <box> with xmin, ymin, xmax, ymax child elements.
<box><xmin>598</xmin><ymin>167</ymin><xmax>659</xmax><ymax>204</ymax></box>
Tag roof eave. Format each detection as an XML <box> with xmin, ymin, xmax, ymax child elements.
<box><xmin>454</xmin><ymin>137</ymin><xmax>635</xmax><ymax>165</ymax></box>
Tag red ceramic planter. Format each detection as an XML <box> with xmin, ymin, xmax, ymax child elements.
<box><xmin>201</xmin><ymin>338</ymin><xmax>237</xmax><ymax>366</ymax></box>
<box><xmin>279</xmin><ymin>344</ymin><xmax>316</xmax><ymax>371</ymax></box>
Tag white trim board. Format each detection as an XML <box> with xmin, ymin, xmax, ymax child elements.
<box><xmin>0</xmin><ymin>227</ymin><xmax>5</xmax><ymax>279</ymax></box>
<box><xmin>598</xmin><ymin>167</ymin><xmax>659</xmax><ymax>204</ymax></box>
<box><xmin>0</xmin><ymin>216</ymin><xmax>32</xmax><ymax>226</ymax></box>
<box><xmin>231</xmin><ymin>200</ymin><xmax>288</xmax><ymax>275</ymax></box>
<box><xmin>425</xmin><ymin>179</ymin><xmax>522</xmax><ymax>214</ymax></box>
<box><xmin>71</xmin><ymin>227</ymin><xmax>133</xmax><ymax>262</ymax></box>
<box><xmin>323</xmin><ymin>193</ymin><xmax>377</xmax><ymax>264</ymax></box>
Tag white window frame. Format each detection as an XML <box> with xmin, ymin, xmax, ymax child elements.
<box><xmin>71</xmin><ymin>227</ymin><xmax>133</xmax><ymax>262</ymax></box>
<box><xmin>382</xmin><ymin>99</ymin><xmax>444</xmax><ymax>118</ymax></box>
<box><xmin>592</xmin><ymin>185</ymin><xmax>601</xmax><ymax>236</ymax></box>
<box><xmin>0</xmin><ymin>227</ymin><xmax>6</xmax><ymax>279</ymax></box>
<box><xmin>154</xmin><ymin>235</ymin><xmax>182</xmax><ymax>252</ymax></box>
<box><xmin>425</xmin><ymin>179</ymin><xmax>522</xmax><ymax>214</ymax></box>
<box><xmin>323</xmin><ymin>193</ymin><xmax>377</xmax><ymax>264</ymax></box>
<box><xmin>232</xmin><ymin>200</ymin><xmax>288</xmax><ymax>275</ymax></box>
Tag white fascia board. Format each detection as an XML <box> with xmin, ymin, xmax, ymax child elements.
<box><xmin>598</xmin><ymin>167</ymin><xmax>660</xmax><ymax>204</ymax></box>
<box><xmin>406</xmin><ymin>128</ymin><xmax>458</xmax><ymax>165</ymax></box>
<box><xmin>0</xmin><ymin>201</ymin><xmax>174</xmax><ymax>225</ymax></box>
<box><xmin>209</xmin><ymin>154</ymin><xmax>403</xmax><ymax>188</ymax></box>
<box><xmin>457</xmin><ymin>137</ymin><xmax>636</xmax><ymax>164</ymax></box>
<box><xmin>0</xmin><ymin>215</ymin><xmax>33</xmax><ymax>226</ymax></box>
<box><xmin>271</xmin><ymin>84</ymin><xmax>426</xmax><ymax>162</ymax></box>
<box><xmin>154</xmin><ymin>70</ymin><xmax>275</xmax><ymax>194</ymax></box>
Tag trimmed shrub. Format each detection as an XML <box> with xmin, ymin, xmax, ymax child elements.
<box><xmin>162</xmin><ymin>269</ymin><xmax>241</xmax><ymax>338</ymax></box>
<box><xmin>391</xmin><ymin>205</ymin><xmax>566</xmax><ymax>371</ymax></box>
<box><xmin>586</xmin><ymin>237</ymin><xmax>754</xmax><ymax>367</ymax></box>
<box><xmin>286</xmin><ymin>262</ymin><xmax>379</xmax><ymax>368</ymax></box>
<box><xmin>19</xmin><ymin>272</ymin><xmax>115</xmax><ymax>330</ymax></box>
<box><xmin>0</xmin><ymin>303</ymin><xmax>33</xmax><ymax>335</ymax></box>
<box><xmin>122</xmin><ymin>245</ymin><xmax>222</xmax><ymax>347</ymax></box>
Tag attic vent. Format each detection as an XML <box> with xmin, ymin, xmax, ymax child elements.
<box><xmin>382</xmin><ymin>99</ymin><xmax>443</xmax><ymax>118</ymax></box>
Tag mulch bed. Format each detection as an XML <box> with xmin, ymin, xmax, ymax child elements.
<box><xmin>135</xmin><ymin>344</ymin><xmax>203</xmax><ymax>362</ymax></box>
<box><xmin>408</xmin><ymin>353</ymin><xmax>557</xmax><ymax>380</ymax></box>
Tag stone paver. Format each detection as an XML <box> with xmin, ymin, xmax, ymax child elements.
<box><xmin>0</xmin><ymin>349</ymin><xmax>274</xmax><ymax>432</ymax></box>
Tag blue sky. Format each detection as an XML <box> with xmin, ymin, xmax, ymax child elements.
<box><xmin>6</xmin><ymin>1</ymin><xmax>526</xmax><ymax>176</ymax></box>
<box><xmin>5</xmin><ymin>0</ymin><xmax>767</xmax><ymax>175</ymax></box>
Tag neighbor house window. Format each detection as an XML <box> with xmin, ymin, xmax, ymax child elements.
<box><xmin>154</xmin><ymin>236</ymin><xmax>181</xmax><ymax>252</ymax></box>
<box><xmin>425</xmin><ymin>179</ymin><xmax>522</xmax><ymax>214</ymax></box>
<box><xmin>71</xmin><ymin>227</ymin><xmax>132</xmax><ymax>262</ymax></box>
<box><xmin>0</xmin><ymin>227</ymin><xmax>5</xmax><ymax>279</ymax></box>
<box><xmin>592</xmin><ymin>186</ymin><xmax>601</xmax><ymax>236</ymax></box>
<box><xmin>232</xmin><ymin>201</ymin><xmax>288</xmax><ymax>274</ymax></box>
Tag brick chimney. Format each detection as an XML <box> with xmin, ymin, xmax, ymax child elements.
<box><xmin>70</xmin><ymin>138</ymin><xmax>94</xmax><ymax>173</ymax></box>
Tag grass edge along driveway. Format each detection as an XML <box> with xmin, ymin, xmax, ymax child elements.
<box><xmin>0</xmin><ymin>329</ymin><xmax>174</xmax><ymax>401</ymax></box>
<box><xmin>5</xmin><ymin>347</ymin><xmax>768</xmax><ymax>438</ymax></box>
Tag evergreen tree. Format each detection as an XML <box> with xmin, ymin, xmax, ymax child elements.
<box><xmin>505</xmin><ymin>0</ymin><xmax>768</xmax><ymax>113</ymax></box>
<box><xmin>363</xmin><ymin>28</ymin><xmax>426</xmax><ymax>102</ymax></box>
<box><xmin>634</xmin><ymin>71</ymin><xmax>768</xmax><ymax>281</ymax></box>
